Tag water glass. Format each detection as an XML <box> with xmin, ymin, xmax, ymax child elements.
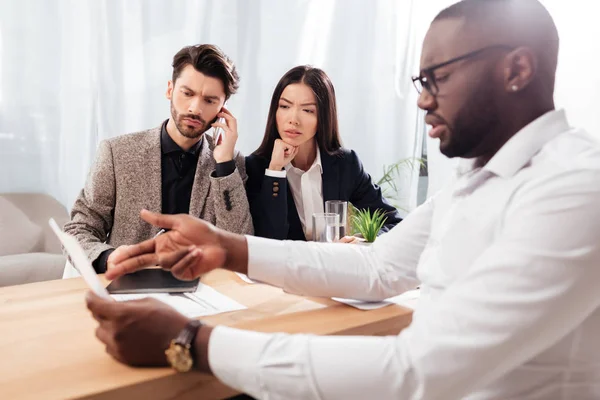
<box><xmin>325</xmin><ymin>200</ymin><xmax>348</xmax><ymax>239</ymax></box>
<box><xmin>312</xmin><ymin>213</ymin><xmax>340</xmax><ymax>242</ymax></box>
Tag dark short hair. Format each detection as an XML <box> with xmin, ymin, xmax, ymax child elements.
<box><xmin>171</xmin><ymin>44</ymin><xmax>239</xmax><ymax>100</ymax></box>
<box><xmin>253</xmin><ymin>65</ymin><xmax>342</xmax><ymax>158</ymax></box>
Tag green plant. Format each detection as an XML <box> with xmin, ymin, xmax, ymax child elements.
<box><xmin>350</xmin><ymin>208</ymin><xmax>388</xmax><ymax>243</ymax></box>
<box><xmin>376</xmin><ymin>158</ymin><xmax>425</xmax><ymax>210</ymax></box>
<box><xmin>347</xmin><ymin>157</ymin><xmax>425</xmax><ymax>238</ymax></box>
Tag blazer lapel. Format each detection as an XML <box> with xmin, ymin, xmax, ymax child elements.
<box><xmin>138</xmin><ymin>127</ymin><xmax>162</xmax><ymax>235</ymax></box>
<box><xmin>189</xmin><ymin>135</ymin><xmax>215</xmax><ymax>218</ymax></box>
<box><xmin>320</xmin><ymin>151</ymin><xmax>340</xmax><ymax>203</ymax></box>
<box><xmin>141</xmin><ymin>128</ymin><xmax>162</xmax><ymax>214</ymax></box>
<box><xmin>286</xmin><ymin>183</ymin><xmax>307</xmax><ymax>241</ymax></box>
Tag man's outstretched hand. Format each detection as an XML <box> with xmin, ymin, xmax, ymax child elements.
<box><xmin>105</xmin><ymin>210</ymin><xmax>236</xmax><ymax>281</ymax></box>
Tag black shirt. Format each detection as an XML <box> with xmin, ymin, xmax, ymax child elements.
<box><xmin>93</xmin><ymin>120</ymin><xmax>236</xmax><ymax>273</ymax></box>
<box><xmin>160</xmin><ymin>121</ymin><xmax>203</xmax><ymax>215</ymax></box>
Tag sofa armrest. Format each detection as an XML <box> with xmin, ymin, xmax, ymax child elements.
<box><xmin>0</xmin><ymin>253</ymin><xmax>66</xmax><ymax>287</ymax></box>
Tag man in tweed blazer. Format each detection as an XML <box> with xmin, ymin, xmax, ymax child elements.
<box><xmin>64</xmin><ymin>44</ymin><xmax>253</xmax><ymax>273</ymax></box>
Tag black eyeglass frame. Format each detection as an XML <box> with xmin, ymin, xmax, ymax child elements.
<box><xmin>412</xmin><ymin>45</ymin><xmax>516</xmax><ymax>95</ymax></box>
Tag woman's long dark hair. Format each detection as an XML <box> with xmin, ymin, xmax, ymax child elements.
<box><xmin>253</xmin><ymin>65</ymin><xmax>343</xmax><ymax>158</ymax></box>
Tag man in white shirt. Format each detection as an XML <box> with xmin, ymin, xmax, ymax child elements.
<box><xmin>86</xmin><ymin>0</ymin><xmax>600</xmax><ymax>399</ymax></box>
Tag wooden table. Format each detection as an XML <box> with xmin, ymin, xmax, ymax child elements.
<box><xmin>0</xmin><ymin>269</ymin><xmax>413</xmax><ymax>400</ymax></box>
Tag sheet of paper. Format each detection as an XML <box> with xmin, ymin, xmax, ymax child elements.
<box><xmin>49</xmin><ymin>218</ymin><xmax>111</xmax><ymax>300</ymax></box>
<box><xmin>112</xmin><ymin>282</ymin><xmax>246</xmax><ymax>318</ymax></box>
<box><xmin>235</xmin><ymin>272</ymin><xmax>256</xmax><ymax>284</ymax></box>
<box><xmin>185</xmin><ymin>282</ymin><xmax>247</xmax><ymax>314</ymax></box>
<box><xmin>333</xmin><ymin>289</ymin><xmax>420</xmax><ymax>311</ymax></box>
<box><xmin>386</xmin><ymin>289</ymin><xmax>421</xmax><ymax>310</ymax></box>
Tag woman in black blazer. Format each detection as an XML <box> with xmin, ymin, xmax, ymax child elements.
<box><xmin>245</xmin><ymin>66</ymin><xmax>402</xmax><ymax>241</ymax></box>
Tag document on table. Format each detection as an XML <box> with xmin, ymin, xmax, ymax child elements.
<box><xmin>111</xmin><ymin>282</ymin><xmax>246</xmax><ymax>318</ymax></box>
<box><xmin>333</xmin><ymin>289</ymin><xmax>420</xmax><ymax>311</ymax></box>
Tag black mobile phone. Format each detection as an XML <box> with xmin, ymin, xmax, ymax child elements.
<box><xmin>106</xmin><ymin>269</ymin><xmax>199</xmax><ymax>294</ymax></box>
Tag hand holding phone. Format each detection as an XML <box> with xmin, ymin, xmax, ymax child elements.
<box><xmin>212</xmin><ymin>105</ymin><xmax>239</xmax><ymax>163</ymax></box>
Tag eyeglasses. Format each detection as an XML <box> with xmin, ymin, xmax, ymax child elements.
<box><xmin>412</xmin><ymin>45</ymin><xmax>515</xmax><ymax>96</ymax></box>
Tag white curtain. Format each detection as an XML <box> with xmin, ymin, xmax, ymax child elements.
<box><xmin>0</xmin><ymin>0</ymin><xmax>427</xmax><ymax>214</ymax></box>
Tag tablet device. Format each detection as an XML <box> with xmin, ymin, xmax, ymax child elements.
<box><xmin>105</xmin><ymin>268</ymin><xmax>199</xmax><ymax>294</ymax></box>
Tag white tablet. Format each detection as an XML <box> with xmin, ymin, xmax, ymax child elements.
<box><xmin>49</xmin><ymin>218</ymin><xmax>111</xmax><ymax>299</ymax></box>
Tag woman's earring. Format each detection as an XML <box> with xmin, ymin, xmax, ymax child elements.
<box><xmin>511</xmin><ymin>85</ymin><xmax>519</xmax><ymax>92</ymax></box>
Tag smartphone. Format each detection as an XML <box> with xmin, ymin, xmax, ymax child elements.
<box><xmin>214</xmin><ymin>103</ymin><xmax>228</xmax><ymax>145</ymax></box>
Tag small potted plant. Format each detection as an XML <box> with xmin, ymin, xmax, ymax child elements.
<box><xmin>346</xmin><ymin>157</ymin><xmax>422</xmax><ymax>244</ymax></box>
<box><xmin>349</xmin><ymin>206</ymin><xmax>388</xmax><ymax>244</ymax></box>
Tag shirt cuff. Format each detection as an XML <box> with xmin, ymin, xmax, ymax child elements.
<box><xmin>215</xmin><ymin>160</ymin><xmax>236</xmax><ymax>177</ymax></box>
<box><xmin>245</xmin><ymin>235</ymin><xmax>286</xmax><ymax>288</ymax></box>
<box><xmin>209</xmin><ymin>326</ymin><xmax>272</xmax><ymax>397</ymax></box>
<box><xmin>92</xmin><ymin>248</ymin><xmax>115</xmax><ymax>274</ymax></box>
<box><xmin>265</xmin><ymin>169</ymin><xmax>286</xmax><ymax>178</ymax></box>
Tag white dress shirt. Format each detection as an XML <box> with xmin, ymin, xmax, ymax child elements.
<box><xmin>265</xmin><ymin>148</ymin><xmax>324</xmax><ymax>239</ymax></box>
<box><xmin>209</xmin><ymin>110</ymin><xmax>600</xmax><ymax>399</ymax></box>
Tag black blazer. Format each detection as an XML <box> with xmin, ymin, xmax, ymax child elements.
<box><xmin>245</xmin><ymin>148</ymin><xmax>402</xmax><ymax>241</ymax></box>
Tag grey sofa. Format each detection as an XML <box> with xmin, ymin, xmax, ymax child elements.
<box><xmin>0</xmin><ymin>193</ymin><xmax>69</xmax><ymax>287</ymax></box>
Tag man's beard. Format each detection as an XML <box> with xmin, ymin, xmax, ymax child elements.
<box><xmin>170</xmin><ymin>102</ymin><xmax>209</xmax><ymax>139</ymax></box>
<box><xmin>441</xmin><ymin>84</ymin><xmax>502</xmax><ymax>159</ymax></box>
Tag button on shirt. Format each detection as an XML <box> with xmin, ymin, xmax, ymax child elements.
<box><xmin>207</xmin><ymin>110</ymin><xmax>600</xmax><ymax>399</ymax></box>
<box><xmin>265</xmin><ymin>148</ymin><xmax>324</xmax><ymax>239</ymax></box>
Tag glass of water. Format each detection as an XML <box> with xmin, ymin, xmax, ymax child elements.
<box><xmin>325</xmin><ymin>200</ymin><xmax>348</xmax><ymax>239</ymax></box>
<box><xmin>312</xmin><ymin>213</ymin><xmax>340</xmax><ymax>242</ymax></box>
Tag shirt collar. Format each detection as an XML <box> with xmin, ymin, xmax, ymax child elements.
<box><xmin>458</xmin><ymin>109</ymin><xmax>570</xmax><ymax>179</ymax></box>
<box><xmin>285</xmin><ymin>146</ymin><xmax>323</xmax><ymax>174</ymax></box>
<box><xmin>160</xmin><ymin>119</ymin><xmax>203</xmax><ymax>156</ymax></box>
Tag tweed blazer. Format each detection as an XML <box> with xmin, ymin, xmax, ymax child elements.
<box><xmin>64</xmin><ymin>125</ymin><xmax>253</xmax><ymax>264</ymax></box>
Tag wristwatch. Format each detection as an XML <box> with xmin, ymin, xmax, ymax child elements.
<box><xmin>165</xmin><ymin>319</ymin><xmax>203</xmax><ymax>372</ymax></box>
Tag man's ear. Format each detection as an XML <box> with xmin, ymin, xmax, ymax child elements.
<box><xmin>503</xmin><ymin>47</ymin><xmax>538</xmax><ymax>93</ymax></box>
<box><xmin>166</xmin><ymin>80</ymin><xmax>174</xmax><ymax>100</ymax></box>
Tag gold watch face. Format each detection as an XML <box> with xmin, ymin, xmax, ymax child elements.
<box><xmin>165</xmin><ymin>341</ymin><xmax>193</xmax><ymax>372</ymax></box>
